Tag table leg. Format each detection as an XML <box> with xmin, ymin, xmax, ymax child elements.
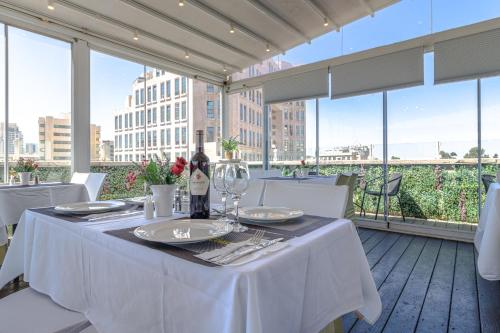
<box><xmin>319</xmin><ymin>318</ymin><xmax>344</xmax><ymax>333</ymax></box>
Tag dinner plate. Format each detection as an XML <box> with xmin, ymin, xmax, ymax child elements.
<box><xmin>134</xmin><ymin>219</ymin><xmax>233</xmax><ymax>244</ymax></box>
<box><xmin>239</xmin><ymin>206</ymin><xmax>304</xmax><ymax>223</ymax></box>
<box><xmin>54</xmin><ymin>200</ymin><xmax>127</xmax><ymax>215</ymax></box>
<box><xmin>125</xmin><ymin>196</ymin><xmax>146</xmax><ymax>206</ymax></box>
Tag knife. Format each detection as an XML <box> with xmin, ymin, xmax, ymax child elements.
<box><xmin>215</xmin><ymin>238</ymin><xmax>284</xmax><ymax>264</ymax></box>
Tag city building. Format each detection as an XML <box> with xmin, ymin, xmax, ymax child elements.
<box><xmin>99</xmin><ymin>140</ymin><xmax>114</xmax><ymax>162</ymax></box>
<box><xmin>25</xmin><ymin>143</ymin><xmax>37</xmax><ymax>155</ymax></box>
<box><xmin>270</xmin><ymin>101</ymin><xmax>306</xmax><ymax>161</ymax></box>
<box><xmin>39</xmin><ymin>114</ymin><xmax>100</xmax><ymax>162</ymax></box>
<box><xmin>319</xmin><ymin>145</ymin><xmax>372</xmax><ymax>161</ymax></box>
<box><xmin>0</xmin><ymin>123</ymin><xmax>24</xmax><ymax>158</ymax></box>
<box><xmin>90</xmin><ymin>124</ymin><xmax>101</xmax><ymax>161</ymax></box>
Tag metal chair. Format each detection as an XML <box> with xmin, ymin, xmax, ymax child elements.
<box><xmin>359</xmin><ymin>173</ymin><xmax>405</xmax><ymax>222</ymax></box>
<box><xmin>481</xmin><ymin>174</ymin><xmax>496</xmax><ymax>193</ymax></box>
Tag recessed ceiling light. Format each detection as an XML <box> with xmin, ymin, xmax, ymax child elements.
<box><xmin>179</xmin><ymin>0</ymin><xmax>184</xmax><ymax>7</ymax></box>
<box><xmin>184</xmin><ymin>51</ymin><xmax>190</xmax><ymax>59</ymax></box>
<box><xmin>266</xmin><ymin>44</ymin><xmax>270</xmax><ymax>52</ymax></box>
<box><xmin>223</xmin><ymin>65</ymin><xmax>227</xmax><ymax>72</ymax></box>
<box><xmin>323</xmin><ymin>18</ymin><xmax>329</xmax><ymax>27</ymax></box>
<box><xmin>133</xmin><ymin>30</ymin><xmax>139</xmax><ymax>41</ymax></box>
<box><xmin>229</xmin><ymin>23</ymin><xmax>235</xmax><ymax>34</ymax></box>
<box><xmin>47</xmin><ymin>0</ymin><xmax>55</xmax><ymax>10</ymax></box>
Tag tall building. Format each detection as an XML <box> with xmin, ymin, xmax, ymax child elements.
<box><xmin>99</xmin><ymin>140</ymin><xmax>114</xmax><ymax>162</ymax></box>
<box><xmin>0</xmin><ymin>123</ymin><xmax>24</xmax><ymax>158</ymax></box>
<box><xmin>25</xmin><ymin>143</ymin><xmax>37</xmax><ymax>155</ymax></box>
<box><xmin>90</xmin><ymin>124</ymin><xmax>101</xmax><ymax>161</ymax></box>
<box><xmin>39</xmin><ymin>114</ymin><xmax>101</xmax><ymax>162</ymax></box>
<box><xmin>112</xmin><ymin>59</ymin><xmax>306</xmax><ymax>163</ymax></box>
<box><xmin>270</xmin><ymin>101</ymin><xmax>306</xmax><ymax>161</ymax></box>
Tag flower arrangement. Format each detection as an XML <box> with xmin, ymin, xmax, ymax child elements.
<box><xmin>13</xmin><ymin>157</ymin><xmax>38</xmax><ymax>173</ymax></box>
<box><xmin>126</xmin><ymin>154</ymin><xmax>187</xmax><ymax>190</ymax></box>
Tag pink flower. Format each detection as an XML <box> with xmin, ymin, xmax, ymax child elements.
<box><xmin>176</xmin><ymin>157</ymin><xmax>187</xmax><ymax>167</ymax></box>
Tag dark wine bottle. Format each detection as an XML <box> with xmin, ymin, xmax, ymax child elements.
<box><xmin>190</xmin><ymin>130</ymin><xmax>210</xmax><ymax>218</ymax></box>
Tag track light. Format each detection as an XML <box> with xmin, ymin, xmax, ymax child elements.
<box><xmin>223</xmin><ymin>65</ymin><xmax>227</xmax><ymax>72</ymax></box>
<box><xmin>47</xmin><ymin>0</ymin><xmax>55</xmax><ymax>10</ymax></box>
<box><xmin>178</xmin><ymin>0</ymin><xmax>184</xmax><ymax>7</ymax></box>
<box><xmin>184</xmin><ymin>51</ymin><xmax>190</xmax><ymax>59</ymax></box>
<box><xmin>323</xmin><ymin>18</ymin><xmax>329</xmax><ymax>27</ymax></box>
<box><xmin>133</xmin><ymin>30</ymin><xmax>139</xmax><ymax>41</ymax></box>
<box><xmin>229</xmin><ymin>23</ymin><xmax>235</xmax><ymax>34</ymax></box>
<box><xmin>265</xmin><ymin>44</ymin><xmax>270</xmax><ymax>52</ymax></box>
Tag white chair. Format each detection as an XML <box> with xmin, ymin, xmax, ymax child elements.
<box><xmin>263</xmin><ymin>182</ymin><xmax>349</xmax><ymax>218</ymax></box>
<box><xmin>71</xmin><ymin>172</ymin><xmax>107</xmax><ymax>201</ymax></box>
<box><xmin>240</xmin><ymin>179</ymin><xmax>266</xmax><ymax>207</ymax></box>
<box><xmin>0</xmin><ymin>287</ymin><xmax>97</xmax><ymax>333</ymax></box>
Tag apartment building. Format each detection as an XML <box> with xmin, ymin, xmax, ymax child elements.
<box><xmin>270</xmin><ymin>101</ymin><xmax>306</xmax><ymax>161</ymax></box>
<box><xmin>0</xmin><ymin>123</ymin><xmax>24</xmax><ymax>158</ymax></box>
<box><xmin>39</xmin><ymin>113</ymin><xmax>100</xmax><ymax>162</ymax></box>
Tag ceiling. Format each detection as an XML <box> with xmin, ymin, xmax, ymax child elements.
<box><xmin>1</xmin><ymin>0</ymin><xmax>399</xmax><ymax>81</ymax></box>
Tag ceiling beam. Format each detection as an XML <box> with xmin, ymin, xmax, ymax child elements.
<box><xmin>302</xmin><ymin>0</ymin><xmax>340</xmax><ymax>32</ymax></box>
<box><xmin>184</xmin><ymin>0</ymin><xmax>283</xmax><ymax>53</ymax></box>
<box><xmin>118</xmin><ymin>0</ymin><xmax>260</xmax><ymax>62</ymax></box>
<box><xmin>245</xmin><ymin>0</ymin><xmax>310</xmax><ymax>43</ymax></box>
<box><xmin>53</xmin><ymin>0</ymin><xmax>241</xmax><ymax>71</ymax></box>
<box><xmin>358</xmin><ymin>0</ymin><xmax>375</xmax><ymax>17</ymax></box>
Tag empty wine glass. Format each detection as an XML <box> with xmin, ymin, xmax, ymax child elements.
<box><xmin>224</xmin><ymin>161</ymin><xmax>250</xmax><ymax>232</ymax></box>
<box><xmin>212</xmin><ymin>162</ymin><xmax>231</xmax><ymax>223</ymax></box>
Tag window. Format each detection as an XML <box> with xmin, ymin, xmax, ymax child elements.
<box><xmin>160</xmin><ymin>106</ymin><xmax>165</xmax><ymax>123</ymax></box>
<box><xmin>135</xmin><ymin>90</ymin><xmax>139</xmax><ymax>106</ymax></box>
<box><xmin>207</xmin><ymin>101</ymin><xmax>215</xmax><ymax>119</ymax></box>
<box><xmin>244</xmin><ymin>106</ymin><xmax>247</xmax><ymax>122</ymax></box>
<box><xmin>175</xmin><ymin>127</ymin><xmax>180</xmax><ymax>145</ymax></box>
<box><xmin>161</xmin><ymin>129</ymin><xmax>165</xmax><ymax>146</ymax></box>
<box><xmin>147</xmin><ymin>86</ymin><xmax>151</xmax><ymax>103</ymax></box>
<box><xmin>147</xmin><ymin>131</ymin><xmax>152</xmax><ymax>147</ymax></box>
<box><xmin>152</xmin><ymin>85</ymin><xmax>157</xmax><ymax>102</ymax></box>
<box><xmin>181</xmin><ymin>77</ymin><xmax>187</xmax><ymax>94</ymax></box>
<box><xmin>135</xmin><ymin>112</ymin><xmax>139</xmax><ymax>126</ymax></box>
<box><xmin>240</xmin><ymin>104</ymin><xmax>243</xmax><ymax>121</ymax></box>
<box><xmin>207</xmin><ymin>84</ymin><xmax>214</xmax><ymax>93</ymax></box>
<box><xmin>152</xmin><ymin>107</ymin><xmax>157</xmax><ymax>124</ymax></box>
<box><xmin>175</xmin><ymin>102</ymin><xmax>180</xmax><ymax>120</ymax></box>
<box><xmin>181</xmin><ymin>101</ymin><xmax>187</xmax><ymax>120</ymax></box>
<box><xmin>140</xmin><ymin>88</ymin><xmax>144</xmax><ymax>104</ymax></box>
<box><xmin>135</xmin><ymin>133</ymin><xmax>139</xmax><ymax>148</ymax></box>
<box><xmin>147</xmin><ymin>109</ymin><xmax>151</xmax><ymax>125</ymax></box>
<box><xmin>207</xmin><ymin>126</ymin><xmax>215</xmax><ymax>142</ymax></box>
<box><xmin>166</xmin><ymin>128</ymin><xmax>171</xmax><ymax>146</ymax></box>
<box><xmin>140</xmin><ymin>110</ymin><xmax>145</xmax><ymax>126</ymax></box>
<box><xmin>166</xmin><ymin>80</ymin><xmax>171</xmax><ymax>98</ymax></box>
<box><xmin>181</xmin><ymin>127</ymin><xmax>187</xmax><ymax>145</ymax></box>
<box><xmin>175</xmin><ymin>78</ymin><xmax>180</xmax><ymax>96</ymax></box>
<box><xmin>160</xmin><ymin>82</ymin><xmax>165</xmax><ymax>99</ymax></box>
<box><xmin>152</xmin><ymin>131</ymin><xmax>157</xmax><ymax>147</ymax></box>
<box><xmin>166</xmin><ymin>105</ymin><xmax>171</xmax><ymax>122</ymax></box>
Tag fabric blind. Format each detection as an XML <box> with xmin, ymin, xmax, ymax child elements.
<box><xmin>434</xmin><ymin>28</ymin><xmax>500</xmax><ymax>84</ymax></box>
<box><xmin>263</xmin><ymin>68</ymin><xmax>329</xmax><ymax>104</ymax></box>
<box><xmin>331</xmin><ymin>47</ymin><xmax>424</xmax><ymax>99</ymax></box>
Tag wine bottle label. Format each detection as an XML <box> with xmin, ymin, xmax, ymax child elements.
<box><xmin>190</xmin><ymin>169</ymin><xmax>209</xmax><ymax>195</ymax></box>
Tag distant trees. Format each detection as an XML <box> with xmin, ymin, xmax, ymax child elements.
<box><xmin>391</xmin><ymin>156</ymin><xmax>400</xmax><ymax>160</ymax></box>
<box><xmin>464</xmin><ymin>147</ymin><xmax>489</xmax><ymax>158</ymax></box>
<box><xmin>439</xmin><ymin>151</ymin><xmax>457</xmax><ymax>159</ymax></box>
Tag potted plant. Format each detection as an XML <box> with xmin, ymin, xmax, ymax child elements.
<box><xmin>127</xmin><ymin>154</ymin><xmax>187</xmax><ymax>217</ymax></box>
<box><xmin>13</xmin><ymin>157</ymin><xmax>38</xmax><ymax>185</ymax></box>
<box><xmin>221</xmin><ymin>136</ymin><xmax>240</xmax><ymax>160</ymax></box>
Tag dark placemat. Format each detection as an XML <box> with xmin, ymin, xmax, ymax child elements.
<box><xmin>241</xmin><ymin>215</ymin><xmax>338</xmax><ymax>238</ymax></box>
<box><xmin>29</xmin><ymin>204</ymin><xmax>141</xmax><ymax>223</ymax></box>
<box><xmin>259</xmin><ymin>176</ymin><xmax>310</xmax><ymax>181</ymax></box>
<box><xmin>0</xmin><ymin>182</ymin><xmax>75</xmax><ymax>190</ymax></box>
<box><xmin>105</xmin><ymin>224</ymin><xmax>291</xmax><ymax>267</ymax></box>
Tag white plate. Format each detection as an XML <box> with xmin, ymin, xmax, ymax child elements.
<box><xmin>126</xmin><ymin>196</ymin><xmax>146</xmax><ymax>206</ymax></box>
<box><xmin>54</xmin><ymin>201</ymin><xmax>126</xmax><ymax>215</ymax></box>
<box><xmin>134</xmin><ymin>219</ymin><xmax>233</xmax><ymax>244</ymax></box>
<box><xmin>239</xmin><ymin>206</ymin><xmax>304</xmax><ymax>223</ymax></box>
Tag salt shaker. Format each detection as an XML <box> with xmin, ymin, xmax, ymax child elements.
<box><xmin>144</xmin><ymin>195</ymin><xmax>154</xmax><ymax>219</ymax></box>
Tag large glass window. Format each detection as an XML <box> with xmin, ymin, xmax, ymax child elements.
<box><xmin>8</xmin><ymin>27</ymin><xmax>71</xmax><ymax>182</ymax></box>
<box><xmin>0</xmin><ymin>25</ymin><xmax>4</xmax><ymax>183</ymax></box>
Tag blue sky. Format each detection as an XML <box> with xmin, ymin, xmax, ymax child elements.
<box><xmin>4</xmin><ymin>0</ymin><xmax>500</xmax><ymax>160</ymax></box>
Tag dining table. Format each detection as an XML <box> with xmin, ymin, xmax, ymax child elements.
<box><xmin>0</xmin><ymin>206</ymin><xmax>381</xmax><ymax>333</ymax></box>
<box><xmin>0</xmin><ymin>182</ymin><xmax>89</xmax><ymax>246</ymax></box>
<box><xmin>475</xmin><ymin>182</ymin><xmax>500</xmax><ymax>280</ymax></box>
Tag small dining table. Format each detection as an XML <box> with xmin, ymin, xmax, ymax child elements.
<box><xmin>0</xmin><ymin>207</ymin><xmax>381</xmax><ymax>333</ymax></box>
<box><xmin>475</xmin><ymin>182</ymin><xmax>500</xmax><ymax>280</ymax></box>
<box><xmin>0</xmin><ymin>182</ymin><xmax>89</xmax><ymax>245</ymax></box>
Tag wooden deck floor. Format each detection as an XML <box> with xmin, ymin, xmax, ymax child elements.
<box><xmin>345</xmin><ymin>228</ymin><xmax>500</xmax><ymax>333</ymax></box>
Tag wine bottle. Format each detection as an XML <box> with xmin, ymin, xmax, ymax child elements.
<box><xmin>190</xmin><ymin>130</ymin><xmax>210</xmax><ymax>218</ymax></box>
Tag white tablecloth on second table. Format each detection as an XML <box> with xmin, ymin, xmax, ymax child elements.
<box><xmin>0</xmin><ymin>183</ymin><xmax>89</xmax><ymax>245</ymax></box>
<box><xmin>0</xmin><ymin>211</ymin><xmax>381</xmax><ymax>333</ymax></box>
<box><xmin>475</xmin><ymin>182</ymin><xmax>500</xmax><ymax>280</ymax></box>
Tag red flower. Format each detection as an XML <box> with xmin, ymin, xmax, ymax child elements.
<box><xmin>176</xmin><ymin>157</ymin><xmax>187</xmax><ymax>167</ymax></box>
<box><xmin>300</xmin><ymin>159</ymin><xmax>306</xmax><ymax>166</ymax></box>
<box><xmin>171</xmin><ymin>164</ymin><xmax>184</xmax><ymax>176</ymax></box>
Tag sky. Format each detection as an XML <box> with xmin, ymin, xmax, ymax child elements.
<box><xmin>2</xmin><ymin>0</ymin><xmax>500</xmax><ymax>160</ymax></box>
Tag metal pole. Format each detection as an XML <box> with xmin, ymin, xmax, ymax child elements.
<box><xmin>383</xmin><ymin>91</ymin><xmax>388</xmax><ymax>226</ymax></box>
<box><xmin>263</xmin><ymin>104</ymin><xmax>270</xmax><ymax>170</ymax></box>
<box><xmin>315</xmin><ymin>98</ymin><xmax>319</xmax><ymax>174</ymax></box>
<box><xmin>477</xmin><ymin>78</ymin><xmax>482</xmax><ymax>220</ymax></box>
<box><xmin>143</xmin><ymin>65</ymin><xmax>147</xmax><ymax>160</ymax></box>
<box><xmin>3</xmin><ymin>25</ymin><xmax>8</xmax><ymax>182</ymax></box>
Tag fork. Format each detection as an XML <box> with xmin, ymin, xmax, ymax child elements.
<box><xmin>208</xmin><ymin>230</ymin><xmax>265</xmax><ymax>261</ymax></box>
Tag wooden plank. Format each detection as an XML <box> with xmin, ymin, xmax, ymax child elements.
<box><xmin>383</xmin><ymin>238</ymin><xmax>442</xmax><ymax>333</ymax></box>
<box><xmin>415</xmin><ymin>240</ymin><xmax>457</xmax><ymax>333</ymax></box>
<box><xmin>358</xmin><ymin>228</ymin><xmax>376</xmax><ymax>243</ymax></box>
<box><xmin>365</xmin><ymin>233</ymin><xmax>400</xmax><ymax>269</ymax></box>
<box><xmin>342</xmin><ymin>235</ymin><xmax>413</xmax><ymax>332</ymax></box>
<box><xmin>349</xmin><ymin>237</ymin><xmax>427</xmax><ymax>333</ymax></box>
<box><xmin>362</xmin><ymin>231</ymin><xmax>389</xmax><ymax>254</ymax></box>
<box><xmin>448</xmin><ymin>242</ymin><xmax>480</xmax><ymax>333</ymax></box>
<box><xmin>475</xmin><ymin>251</ymin><xmax>500</xmax><ymax>333</ymax></box>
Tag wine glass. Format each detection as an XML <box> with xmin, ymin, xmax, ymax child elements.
<box><xmin>224</xmin><ymin>161</ymin><xmax>250</xmax><ymax>232</ymax></box>
<box><xmin>212</xmin><ymin>162</ymin><xmax>231</xmax><ymax>223</ymax></box>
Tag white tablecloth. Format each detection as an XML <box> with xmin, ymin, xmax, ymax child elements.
<box><xmin>0</xmin><ymin>211</ymin><xmax>381</xmax><ymax>333</ymax></box>
<box><xmin>475</xmin><ymin>182</ymin><xmax>500</xmax><ymax>280</ymax></box>
<box><xmin>0</xmin><ymin>183</ymin><xmax>89</xmax><ymax>245</ymax></box>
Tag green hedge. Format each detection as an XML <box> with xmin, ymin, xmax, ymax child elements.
<box><xmin>31</xmin><ymin>162</ymin><xmax>496</xmax><ymax>223</ymax></box>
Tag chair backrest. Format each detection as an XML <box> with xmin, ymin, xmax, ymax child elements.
<box><xmin>482</xmin><ymin>174</ymin><xmax>496</xmax><ymax>193</ymax></box>
<box><xmin>0</xmin><ymin>288</ymin><xmax>92</xmax><ymax>333</ymax></box>
<box><xmin>71</xmin><ymin>172</ymin><xmax>107</xmax><ymax>201</ymax></box>
<box><xmin>240</xmin><ymin>179</ymin><xmax>266</xmax><ymax>207</ymax></box>
<box><xmin>263</xmin><ymin>181</ymin><xmax>348</xmax><ymax>218</ymax></box>
<box><xmin>387</xmin><ymin>173</ymin><xmax>403</xmax><ymax>196</ymax></box>
<box><xmin>335</xmin><ymin>174</ymin><xmax>350</xmax><ymax>186</ymax></box>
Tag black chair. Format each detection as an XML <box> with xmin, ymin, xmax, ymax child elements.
<box><xmin>481</xmin><ymin>174</ymin><xmax>496</xmax><ymax>193</ymax></box>
<box><xmin>359</xmin><ymin>173</ymin><xmax>405</xmax><ymax>222</ymax></box>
